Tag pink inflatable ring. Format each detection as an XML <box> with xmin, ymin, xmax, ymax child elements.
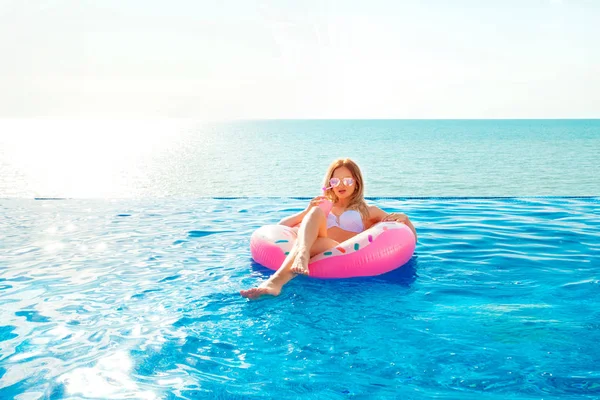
<box><xmin>250</xmin><ymin>222</ymin><xmax>416</xmax><ymax>279</ymax></box>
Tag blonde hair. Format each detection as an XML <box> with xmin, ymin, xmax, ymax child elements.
<box><xmin>322</xmin><ymin>158</ymin><xmax>369</xmax><ymax>219</ymax></box>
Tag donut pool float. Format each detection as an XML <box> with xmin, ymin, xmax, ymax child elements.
<box><xmin>250</xmin><ymin>222</ymin><xmax>416</xmax><ymax>279</ymax></box>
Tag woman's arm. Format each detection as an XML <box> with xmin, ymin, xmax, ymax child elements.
<box><xmin>367</xmin><ymin>205</ymin><xmax>418</xmax><ymax>240</ymax></box>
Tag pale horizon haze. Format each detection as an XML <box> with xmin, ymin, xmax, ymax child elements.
<box><xmin>0</xmin><ymin>0</ymin><xmax>599</xmax><ymax>119</ymax></box>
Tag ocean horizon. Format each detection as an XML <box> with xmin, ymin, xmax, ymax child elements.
<box><xmin>1</xmin><ymin>118</ymin><xmax>598</xmax><ymax>199</ymax></box>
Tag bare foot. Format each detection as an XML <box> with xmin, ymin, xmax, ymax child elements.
<box><xmin>240</xmin><ymin>280</ymin><xmax>283</xmax><ymax>300</ymax></box>
<box><xmin>290</xmin><ymin>252</ymin><xmax>310</xmax><ymax>275</ymax></box>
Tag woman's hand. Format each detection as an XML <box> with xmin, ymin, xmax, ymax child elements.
<box><xmin>382</xmin><ymin>212</ymin><xmax>409</xmax><ymax>223</ymax></box>
<box><xmin>306</xmin><ymin>196</ymin><xmax>328</xmax><ymax>211</ymax></box>
<box><xmin>382</xmin><ymin>212</ymin><xmax>417</xmax><ymax>241</ymax></box>
<box><xmin>366</xmin><ymin>206</ymin><xmax>417</xmax><ymax>241</ymax></box>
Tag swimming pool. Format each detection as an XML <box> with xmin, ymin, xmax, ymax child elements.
<box><xmin>1</xmin><ymin>197</ymin><xmax>599</xmax><ymax>398</ymax></box>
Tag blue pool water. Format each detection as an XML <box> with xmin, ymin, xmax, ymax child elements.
<box><xmin>1</xmin><ymin>197</ymin><xmax>599</xmax><ymax>398</ymax></box>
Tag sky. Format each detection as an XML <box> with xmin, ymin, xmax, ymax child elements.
<box><xmin>0</xmin><ymin>0</ymin><xmax>598</xmax><ymax>119</ymax></box>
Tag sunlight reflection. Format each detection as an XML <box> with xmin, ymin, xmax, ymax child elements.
<box><xmin>157</xmin><ymin>377</ymin><xmax>184</xmax><ymax>387</ymax></box>
<box><xmin>95</xmin><ymin>242</ymin><xmax>108</xmax><ymax>252</ymax></box>
<box><xmin>2</xmin><ymin>119</ymin><xmax>191</xmax><ymax>198</ymax></box>
<box><xmin>59</xmin><ymin>351</ymin><xmax>156</xmax><ymax>399</ymax></box>
<box><xmin>44</xmin><ymin>242</ymin><xmax>65</xmax><ymax>252</ymax></box>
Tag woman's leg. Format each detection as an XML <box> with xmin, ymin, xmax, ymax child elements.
<box><xmin>240</xmin><ymin>207</ymin><xmax>337</xmax><ymax>299</ymax></box>
<box><xmin>289</xmin><ymin>206</ymin><xmax>330</xmax><ymax>275</ymax></box>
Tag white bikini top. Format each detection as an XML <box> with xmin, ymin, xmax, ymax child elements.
<box><xmin>326</xmin><ymin>209</ymin><xmax>365</xmax><ymax>233</ymax></box>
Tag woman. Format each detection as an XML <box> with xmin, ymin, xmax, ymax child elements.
<box><xmin>240</xmin><ymin>158</ymin><xmax>417</xmax><ymax>299</ymax></box>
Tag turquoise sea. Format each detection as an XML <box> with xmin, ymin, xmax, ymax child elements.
<box><xmin>1</xmin><ymin>119</ymin><xmax>599</xmax><ymax>399</ymax></box>
<box><xmin>1</xmin><ymin>119</ymin><xmax>598</xmax><ymax>198</ymax></box>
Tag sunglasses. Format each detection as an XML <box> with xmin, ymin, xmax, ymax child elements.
<box><xmin>329</xmin><ymin>177</ymin><xmax>354</xmax><ymax>187</ymax></box>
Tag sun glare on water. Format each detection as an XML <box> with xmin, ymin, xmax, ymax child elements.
<box><xmin>1</xmin><ymin>119</ymin><xmax>191</xmax><ymax>198</ymax></box>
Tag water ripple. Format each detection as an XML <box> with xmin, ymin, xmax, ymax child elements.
<box><xmin>0</xmin><ymin>198</ymin><xmax>599</xmax><ymax>398</ymax></box>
